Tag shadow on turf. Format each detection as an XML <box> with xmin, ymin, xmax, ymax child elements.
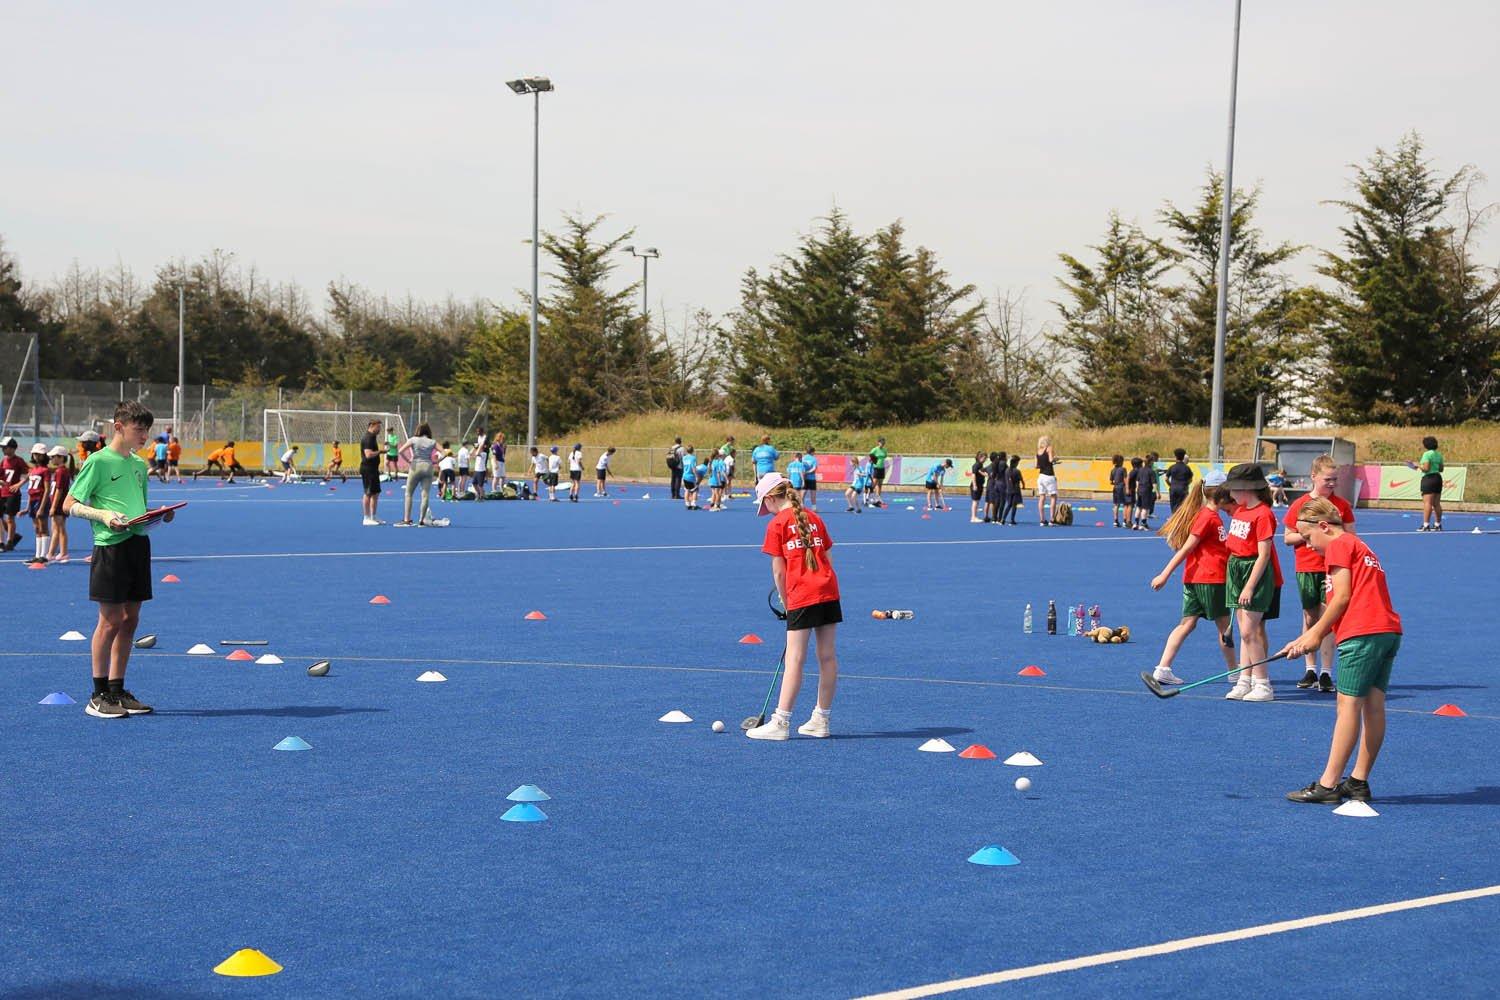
<box><xmin>157</xmin><ymin>706</ymin><xmax>387</xmax><ymax>718</ymax></box>
<box><xmin>1384</xmin><ymin>683</ymin><xmax>1487</xmax><ymax>692</ymax></box>
<box><xmin>0</xmin><ymin>985</ymin><xmax>217</xmax><ymax>1000</ymax></box>
<box><xmin>1377</xmin><ymin>786</ymin><xmax>1500</xmax><ymax>807</ymax></box>
<box><xmin>832</xmin><ymin>725</ymin><xmax>973</xmax><ymax>741</ymax></box>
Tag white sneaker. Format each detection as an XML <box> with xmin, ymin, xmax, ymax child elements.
<box><xmin>362</xmin><ymin>517</ymin><xmax>379</xmax><ymax>526</ymax></box>
<box><xmin>745</xmin><ymin>717</ymin><xmax>790</xmax><ymax>741</ymax></box>
<box><xmin>1225</xmin><ymin>678</ymin><xmax>1252</xmax><ymax>700</ymax></box>
<box><xmin>1152</xmin><ymin>667</ymin><xmax>1186</xmax><ymax>685</ymax></box>
<box><xmin>797</xmin><ymin>713</ymin><xmax>830</xmax><ymax>738</ymax></box>
<box><xmin>1242</xmin><ymin>681</ymin><xmax>1275</xmax><ymax>702</ymax></box>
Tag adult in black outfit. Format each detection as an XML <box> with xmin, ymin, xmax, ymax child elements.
<box><xmin>1165</xmin><ymin>448</ymin><xmax>1194</xmax><ymax>511</ymax></box>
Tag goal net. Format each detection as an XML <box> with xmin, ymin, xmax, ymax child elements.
<box><xmin>262</xmin><ymin>408</ymin><xmax>406</xmax><ymax>475</ymax></box>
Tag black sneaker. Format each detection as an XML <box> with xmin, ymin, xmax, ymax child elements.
<box><xmin>1286</xmin><ymin>781</ymin><xmax>1343</xmax><ymax>804</ymax></box>
<box><xmin>85</xmin><ymin>692</ymin><xmax>128</xmax><ymax>719</ymax></box>
<box><xmin>114</xmin><ymin>689</ymin><xmax>153</xmax><ymax>715</ymax></box>
<box><xmin>1337</xmin><ymin>777</ymin><xmax>1371</xmax><ymax>801</ymax></box>
<box><xmin>1296</xmin><ymin>668</ymin><xmax>1319</xmax><ymax>689</ymax></box>
<box><xmin>1318</xmin><ymin>673</ymin><xmax>1335</xmax><ymax>693</ymax></box>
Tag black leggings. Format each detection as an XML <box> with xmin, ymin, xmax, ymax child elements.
<box><xmin>1000</xmin><ymin>494</ymin><xmax>1021</xmax><ymax>523</ymax></box>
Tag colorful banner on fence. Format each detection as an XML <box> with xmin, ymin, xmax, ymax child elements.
<box><xmin>1355</xmin><ymin>465</ymin><xmax>1467</xmax><ymax>502</ymax></box>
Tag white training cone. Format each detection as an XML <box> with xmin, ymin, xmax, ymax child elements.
<box><xmin>187</xmin><ymin>643</ymin><xmax>215</xmax><ymax>655</ymax></box>
<box><xmin>255</xmin><ymin>654</ymin><xmax>284</xmax><ymax>665</ymax></box>
<box><xmin>1003</xmin><ymin>751</ymin><xmax>1044</xmax><ymax>767</ymax></box>
<box><xmin>59</xmin><ymin>630</ymin><xmax>86</xmax><ymax>641</ymax></box>
<box><xmin>1473</xmin><ymin>527</ymin><xmax>1483</xmax><ymax>535</ymax></box>
<box><xmin>658</xmin><ymin>710</ymin><xmax>693</xmax><ymax>723</ymax></box>
<box><xmin>1333</xmin><ymin>800</ymin><xmax>1379</xmax><ymax>818</ymax></box>
<box><xmin>641</xmin><ymin>493</ymin><xmax>651</xmax><ymax>499</ymax></box>
<box><xmin>917</xmin><ymin>738</ymin><xmax>956</xmax><ymax>753</ymax></box>
<box><xmin>416</xmin><ymin>671</ymin><xmax>447</xmax><ymax>683</ymax></box>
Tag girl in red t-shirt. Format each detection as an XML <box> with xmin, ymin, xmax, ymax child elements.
<box><xmin>1148</xmin><ymin>473</ymin><xmax>1237</xmax><ymax>686</ymax></box>
<box><xmin>1279</xmin><ymin>497</ymin><xmax>1402</xmax><ymax>804</ymax></box>
<box><xmin>46</xmin><ymin>448</ymin><xmax>73</xmax><ymax>563</ymax></box>
<box><xmin>1222</xmin><ymin>464</ymin><xmax>1284</xmax><ymax>702</ymax></box>
<box><xmin>747</xmin><ymin>472</ymin><xmax>842</xmax><ymax>741</ymax></box>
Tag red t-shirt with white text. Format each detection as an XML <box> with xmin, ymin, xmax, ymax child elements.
<box><xmin>1285</xmin><ymin>493</ymin><xmax>1355</xmax><ymax>573</ymax></box>
<box><xmin>1324</xmin><ymin>533</ymin><xmax>1401</xmax><ymax>641</ymax></box>
<box><xmin>1226</xmin><ymin>501</ymin><xmax>1283</xmax><ymax>586</ymax></box>
<box><xmin>761</xmin><ymin>507</ymin><xmax>840</xmax><ymax>610</ymax></box>
<box><xmin>1183</xmin><ymin>507</ymin><xmax>1229</xmax><ymax>584</ymax></box>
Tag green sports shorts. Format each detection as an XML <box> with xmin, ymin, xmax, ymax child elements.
<box><xmin>1296</xmin><ymin>571</ymin><xmax>1327</xmax><ymax>611</ymax></box>
<box><xmin>1335</xmin><ymin>632</ymin><xmax>1401</xmax><ymax>697</ymax></box>
<box><xmin>1226</xmin><ymin>555</ymin><xmax>1281</xmax><ymax>621</ymax></box>
<box><xmin>1181</xmin><ymin>582</ymin><xmax>1229</xmax><ymax>622</ymax></box>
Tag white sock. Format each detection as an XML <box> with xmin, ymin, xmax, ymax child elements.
<box><xmin>813</xmin><ymin>706</ymin><xmax>831</xmax><ymax>718</ymax></box>
<box><xmin>36</xmin><ymin>536</ymin><xmax>45</xmax><ymax>558</ymax></box>
<box><xmin>772</xmin><ymin>709</ymin><xmax>791</xmax><ymax>725</ymax></box>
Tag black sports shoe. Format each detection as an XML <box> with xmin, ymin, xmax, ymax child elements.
<box><xmin>1337</xmin><ymin>777</ymin><xmax>1371</xmax><ymax>801</ymax></box>
<box><xmin>114</xmin><ymin>690</ymin><xmax>153</xmax><ymax>715</ymax></box>
<box><xmin>1286</xmin><ymin>781</ymin><xmax>1344</xmax><ymax>804</ymax></box>
<box><xmin>1296</xmin><ymin>668</ymin><xmax>1319</xmax><ymax>689</ymax></box>
<box><xmin>85</xmin><ymin>692</ymin><xmax>128</xmax><ymax>719</ymax></box>
<box><xmin>1318</xmin><ymin>673</ymin><xmax>1335</xmax><ymax>693</ymax></box>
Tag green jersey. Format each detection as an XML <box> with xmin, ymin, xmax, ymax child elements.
<box><xmin>870</xmin><ymin>445</ymin><xmax>888</xmax><ymax>469</ymax></box>
<box><xmin>68</xmin><ymin>447</ymin><xmax>149</xmax><ymax>547</ymax></box>
<box><xmin>1420</xmin><ymin>449</ymin><xmax>1444</xmax><ymax>475</ymax></box>
<box><xmin>386</xmin><ymin>432</ymin><xmax>400</xmax><ymax>458</ymax></box>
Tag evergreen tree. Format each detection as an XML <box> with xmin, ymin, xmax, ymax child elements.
<box><xmin>1319</xmin><ymin>133</ymin><xmax>1499</xmax><ymax>422</ymax></box>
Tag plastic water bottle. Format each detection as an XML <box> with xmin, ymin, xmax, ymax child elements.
<box><xmin>890</xmin><ymin>610</ymin><xmax>915</xmax><ymax>620</ymax></box>
<box><xmin>1046</xmin><ymin>600</ymin><xmax>1058</xmax><ymax>635</ymax></box>
<box><xmin>1089</xmin><ymin>604</ymin><xmax>1102</xmax><ymax>630</ymax></box>
<box><xmin>1074</xmin><ymin>604</ymin><xmax>1087</xmax><ymax>636</ymax></box>
<box><xmin>1023</xmin><ymin>603</ymin><xmax>1033</xmax><ymax>634</ymax></box>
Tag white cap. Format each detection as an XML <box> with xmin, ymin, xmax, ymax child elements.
<box><xmin>754</xmin><ymin>472</ymin><xmax>789</xmax><ymax>516</ymax></box>
<box><xmin>47</xmin><ymin>445</ymin><xmax>67</xmax><ymax>458</ymax></box>
<box><xmin>0</xmin><ymin>436</ymin><xmax>17</xmax><ymax>449</ymax></box>
<box><xmin>30</xmin><ymin>442</ymin><xmax>48</xmax><ymax>453</ymax></box>
<box><xmin>1203</xmin><ymin>469</ymin><xmax>1228</xmax><ymax>487</ymax></box>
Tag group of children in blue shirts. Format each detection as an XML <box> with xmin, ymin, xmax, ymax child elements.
<box><xmin>971</xmin><ymin>451</ymin><xmax>1027</xmax><ymax>524</ymax></box>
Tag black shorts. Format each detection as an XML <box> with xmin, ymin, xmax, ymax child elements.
<box><xmin>546</xmin><ymin>473</ymin><xmax>559</xmax><ymax>486</ymax></box>
<box><xmin>570</xmin><ymin>470</ymin><xmax>582</xmax><ymax>482</ymax></box>
<box><xmin>168</xmin><ymin>459</ymin><xmax>179</xmax><ymax>469</ymax></box>
<box><xmin>925</xmin><ymin>479</ymin><xmax>938</xmax><ymax>490</ymax></box>
<box><xmin>804</xmin><ymin>477</ymin><xmax>817</xmax><ymax>491</ymax></box>
<box><xmin>2</xmin><ymin>493</ymin><xmax>19</xmax><ymax>517</ymax></box>
<box><xmin>1136</xmin><ymin>496</ymin><xmax>1156</xmax><ymax>513</ymax></box>
<box><xmin>441</xmin><ymin>469</ymin><xmax>456</xmax><ymax>484</ymax></box>
<box><xmin>970</xmin><ymin>485</ymin><xmax>983</xmax><ymax>501</ymax></box>
<box><xmin>786</xmin><ymin>599</ymin><xmax>843</xmax><ymax>631</ymax></box>
<box><xmin>361</xmin><ymin>464</ymin><xmax>382</xmax><ymax>496</ymax></box>
<box><xmin>683</xmin><ymin>479</ymin><xmax>698</xmax><ymax>491</ymax></box>
<box><xmin>1420</xmin><ymin>473</ymin><xmax>1443</xmax><ymax>496</ymax></box>
<box><xmin>89</xmin><ymin>534</ymin><xmax>153</xmax><ymax>604</ymax></box>
<box><xmin>1113</xmin><ymin>487</ymin><xmax>1127</xmax><ymax>504</ymax></box>
<box><xmin>458</xmin><ymin>467</ymin><xmax>470</xmax><ymax>476</ymax></box>
<box><xmin>873</xmin><ymin>467</ymin><xmax>886</xmax><ymax>482</ymax></box>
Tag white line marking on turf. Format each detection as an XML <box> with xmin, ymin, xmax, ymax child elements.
<box><xmin>5</xmin><ymin>650</ymin><xmax>1493</xmax><ymax>720</ymax></box>
<box><xmin>854</xmin><ymin>884</ymin><xmax>1500</xmax><ymax>999</ymax></box>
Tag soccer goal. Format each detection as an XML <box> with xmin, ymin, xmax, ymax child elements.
<box><xmin>262</xmin><ymin>408</ymin><xmax>406</xmax><ymax>474</ymax></box>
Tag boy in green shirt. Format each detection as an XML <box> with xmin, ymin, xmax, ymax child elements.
<box><xmin>64</xmin><ymin>401</ymin><xmax>173</xmax><ymax>719</ymax></box>
<box><xmin>385</xmin><ymin>426</ymin><xmax>401</xmax><ymax>481</ymax></box>
<box><xmin>869</xmin><ymin>438</ymin><xmax>889</xmax><ymax>507</ymax></box>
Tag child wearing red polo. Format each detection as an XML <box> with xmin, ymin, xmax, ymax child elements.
<box><xmin>1283</xmin><ymin>455</ymin><xmax>1356</xmax><ymax>693</ymax></box>
<box><xmin>1281</xmin><ymin>498</ymin><xmax>1401</xmax><ymax>804</ymax></box>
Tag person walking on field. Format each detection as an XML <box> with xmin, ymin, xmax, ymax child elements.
<box><xmin>869</xmin><ymin>437</ymin><xmax>889</xmax><ymax>507</ymax></box>
<box><xmin>1035</xmin><ymin>435</ymin><xmax>1058</xmax><ymax>526</ymax></box>
<box><xmin>1414</xmin><ymin>435</ymin><xmax>1444</xmax><ymax>532</ymax></box>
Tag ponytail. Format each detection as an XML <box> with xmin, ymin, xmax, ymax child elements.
<box><xmin>783</xmin><ymin>487</ymin><xmax>819</xmax><ymax>571</ymax></box>
<box><xmin>1159</xmin><ymin>480</ymin><xmax>1206</xmax><ymax>550</ymax></box>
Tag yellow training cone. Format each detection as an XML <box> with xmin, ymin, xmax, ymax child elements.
<box><xmin>213</xmin><ymin>948</ymin><xmax>283</xmax><ymax>977</ymax></box>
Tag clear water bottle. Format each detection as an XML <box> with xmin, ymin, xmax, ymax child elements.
<box><xmin>1046</xmin><ymin>600</ymin><xmax>1058</xmax><ymax>635</ymax></box>
<box><xmin>886</xmin><ymin>609</ymin><xmax>915</xmax><ymax>620</ymax></box>
<box><xmin>1023</xmin><ymin>603</ymin><xmax>1033</xmax><ymax>634</ymax></box>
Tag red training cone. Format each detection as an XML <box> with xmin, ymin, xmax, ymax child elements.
<box><xmin>958</xmin><ymin>744</ymin><xmax>997</xmax><ymax>760</ymax></box>
<box><xmin>161</xmin><ymin>574</ymin><xmax>181</xmax><ymax>583</ymax></box>
<box><xmin>525</xmin><ymin>611</ymin><xmax>547</xmax><ymax>620</ymax></box>
<box><xmin>27</xmin><ymin>562</ymin><xmax>46</xmax><ymax>570</ymax></box>
<box><xmin>369</xmin><ymin>595</ymin><xmax>391</xmax><ymax>605</ymax></box>
<box><xmin>226</xmin><ymin>649</ymin><xmax>254</xmax><ymax>661</ymax></box>
<box><xmin>1433</xmin><ymin>704</ymin><xmax>1468</xmax><ymax>717</ymax></box>
<box><xmin>1018</xmin><ymin>665</ymin><xmax>1046</xmax><ymax>677</ymax></box>
<box><xmin>739</xmin><ymin>633</ymin><xmax>763</xmax><ymax>645</ymax></box>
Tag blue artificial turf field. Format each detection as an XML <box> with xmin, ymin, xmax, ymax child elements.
<box><xmin>3</xmin><ymin>477</ymin><xmax>1498</xmax><ymax>999</ymax></box>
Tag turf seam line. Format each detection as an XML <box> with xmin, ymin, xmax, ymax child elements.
<box><xmin>854</xmin><ymin>883</ymin><xmax>1500</xmax><ymax>999</ymax></box>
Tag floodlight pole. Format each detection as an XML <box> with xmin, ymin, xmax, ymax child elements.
<box><xmin>176</xmin><ymin>280</ymin><xmax>185</xmax><ymax>433</ymax></box>
<box><xmin>1208</xmin><ymin>0</ymin><xmax>1242</xmax><ymax>464</ymax></box>
<box><xmin>508</xmin><ymin>76</ymin><xmax>552</xmax><ymax>449</ymax></box>
<box><xmin>623</xmin><ymin>246</ymin><xmax>660</xmax><ymax>328</ymax></box>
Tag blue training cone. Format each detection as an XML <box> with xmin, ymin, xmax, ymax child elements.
<box><xmin>39</xmin><ymin>692</ymin><xmax>76</xmax><ymax>705</ymax></box>
<box><xmin>506</xmin><ymin>784</ymin><xmax>551</xmax><ymax>803</ymax></box>
<box><xmin>967</xmin><ymin>845</ymin><xmax>1020</xmax><ymax>866</ymax></box>
<box><xmin>501</xmin><ymin>803</ymin><xmax>548</xmax><ymax>823</ymax></box>
<box><xmin>273</xmin><ymin>736</ymin><xmax>312</xmax><ymax>752</ymax></box>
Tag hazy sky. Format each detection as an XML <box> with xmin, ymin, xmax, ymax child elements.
<box><xmin>4</xmin><ymin>1</ymin><xmax>1498</xmax><ymax>329</ymax></box>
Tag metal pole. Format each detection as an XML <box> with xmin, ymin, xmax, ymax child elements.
<box><xmin>527</xmin><ymin>89</ymin><xmax>541</xmax><ymax>448</ymax></box>
<box><xmin>176</xmin><ymin>282</ymin><xmax>185</xmax><ymax>433</ymax></box>
<box><xmin>30</xmin><ymin>333</ymin><xmax>41</xmax><ymax>439</ymax></box>
<box><xmin>641</xmin><ymin>257</ymin><xmax>649</xmax><ymax>324</ymax></box>
<box><xmin>1208</xmin><ymin>0</ymin><xmax>1242</xmax><ymax>464</ymax></box>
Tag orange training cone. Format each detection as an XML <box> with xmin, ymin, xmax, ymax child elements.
<box><xmin>525</xmin><ymin>610</ymin><xmax>547</xmax><ymax>620</ymax></box>
<box><xmin>1433</xmin><ymin>704</ymin><xmax>1468</xmax><ymax>717</ymax></box>
<box><xmin>161</xmin><ymin>574</ymin><xmax>181</xmax><ymax>583</ymax></box>
<box><xmin>958</xmin><ymin>744</ymin><xmax>997</xmax><ymax>760</ymax></box>
<box><xmin>226</xmin><ymin>649</ymin><xmax>254</xmax><ymax>661</ymax></box>
<box><xmin>739</xmin><ymin>633</ymin><xmax>763</xmax><ymax>645</ymax></box>
<box><xmin>1018</xmin><ymin>665</ymin><xmax>1046</xmax><ymax>677</ymax></box>
<box><xmin>369</xmin><ymin>595</ymin><xmax>391</xmax><ymax>605</ymax></box>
